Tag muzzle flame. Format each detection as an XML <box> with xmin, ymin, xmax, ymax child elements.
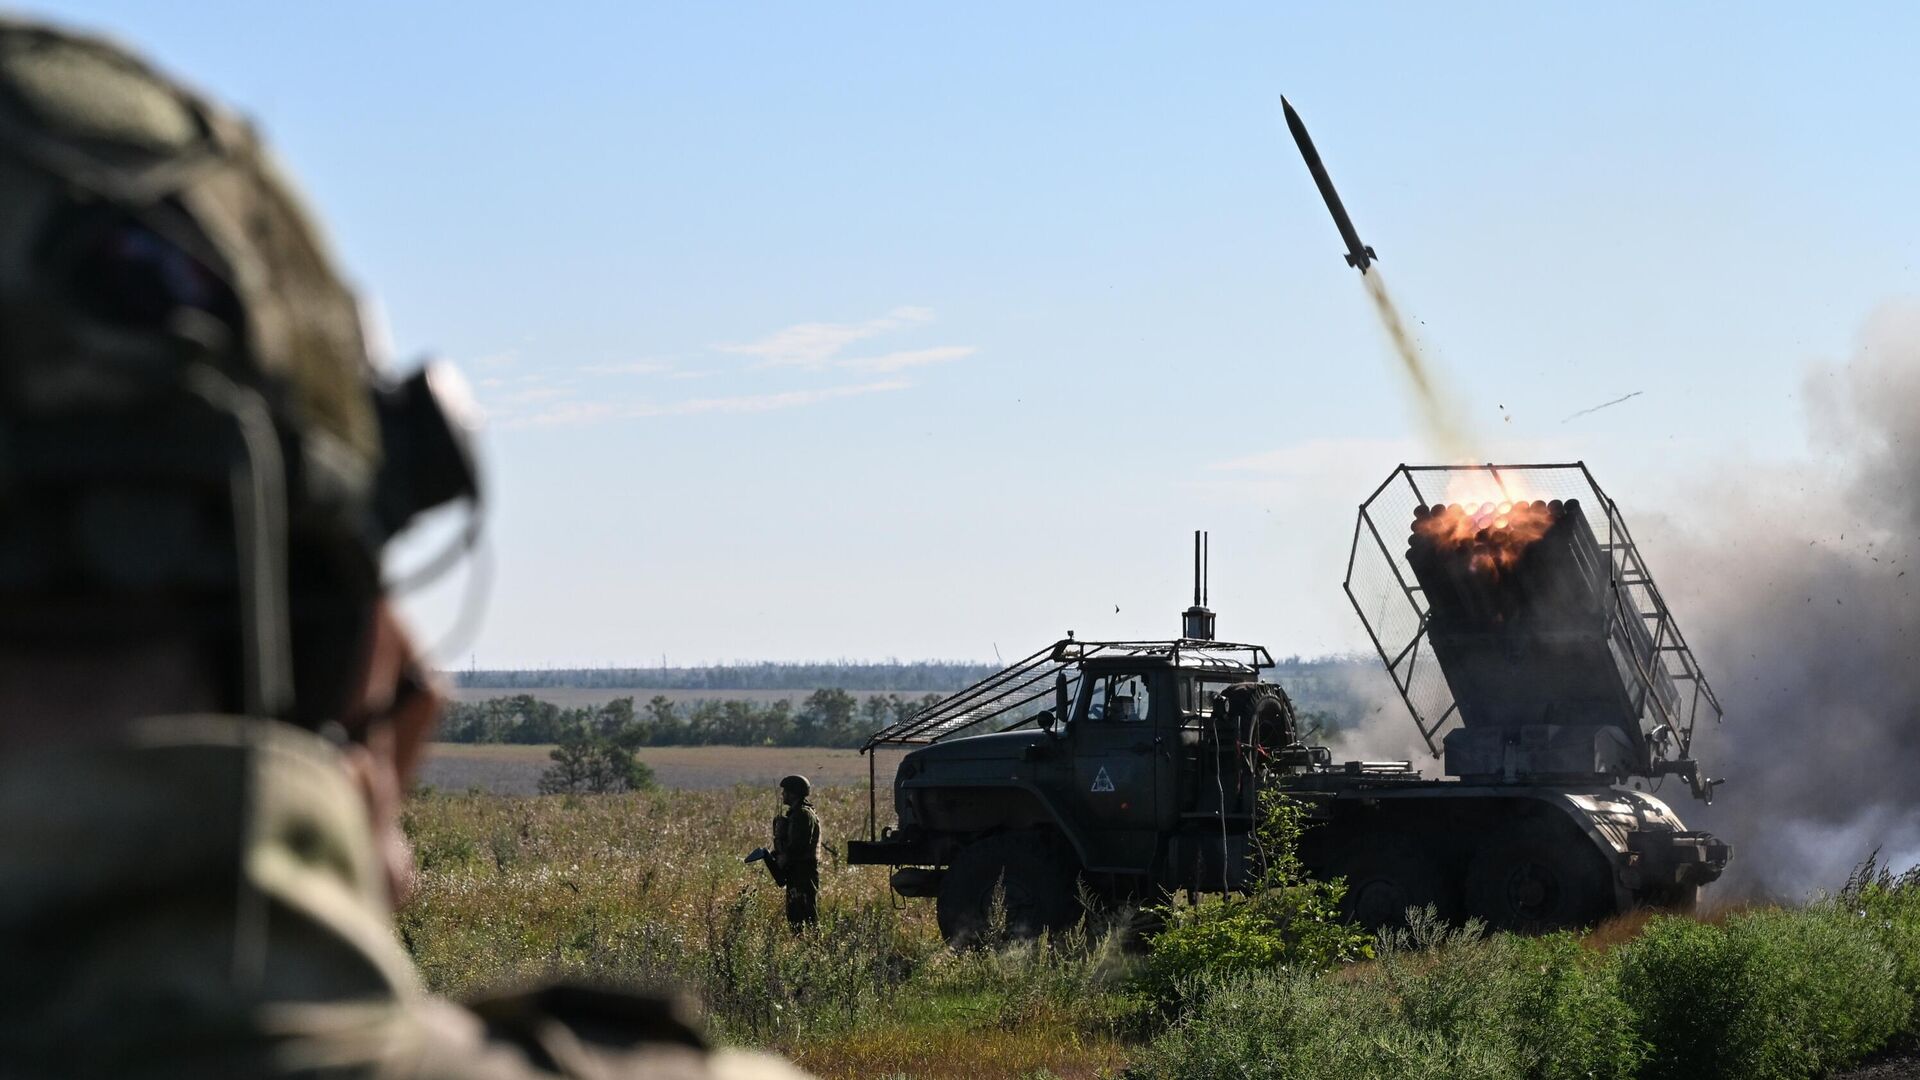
<box><xmin>1412</xmin><ymin>500</ymin><xmax>1559</xmax><ymax>577</ymax></box>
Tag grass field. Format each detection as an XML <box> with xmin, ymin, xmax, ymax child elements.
<box><xmin>401</xmin><ymin>783</ymin><xmax>1920</xmax><ymax>1079</ymax></box>
<box><xmin>420</xmin><ymin>743</ymin><xmax>910</xmax><ymax>795</ymax></box>
<box><xmin>401</xmin><ymin>783</ymin><xmax>1134</xmax><ymax>1078</ymax></box>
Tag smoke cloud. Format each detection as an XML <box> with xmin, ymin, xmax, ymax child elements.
<box><xmin>1324</xmin><ymin>300</ymin><xmax>1920</xmax><ymax>900</ymax></box>
<box><xmin>1653</xmin><ymin>302</ymin><xmax>1920</xmax><ymax>898</ymax></box>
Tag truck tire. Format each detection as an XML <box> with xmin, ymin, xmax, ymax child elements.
<box><xmin>936</xmin><ymin>832</ymin><xmax>1081</xmax><ymax>948</ymax></box>
<box><xmin>1325</xmin><ymin>836</ymin><xmax>1455</xmax><ymax>929</ymax></box>
<box><xmin>1463</xmin><ymin>825</ymin><xmax>1613</xmax><ymax>932</ymax></box>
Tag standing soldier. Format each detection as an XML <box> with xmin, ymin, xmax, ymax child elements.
<box><xmin>0</xmin><ymin>17</ymin><xmax>806</xmax><ymax>1079</ymax></box>
<box><xmin>773</xmin><ymin>774</ymin><xmax>822</xmax><ymax>928</ymax></box>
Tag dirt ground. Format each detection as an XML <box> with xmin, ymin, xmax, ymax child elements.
<box><xmin>419</xmin><ymin>742</ymin><xmax>909</xmax><ymax>795</ymax></box>
<box><xmin>1837</xmin><ymin>1043</ymin><xmax>1920</xmax><ymax>1080</ymax></box>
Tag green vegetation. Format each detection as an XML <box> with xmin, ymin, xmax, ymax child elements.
<box><xmin>1135</xmin><ymin>917</ymin><xmax>1643</xmax><ymax>1080</ymax></box>
<box><xmin>440</xmin><ymin>689</ymin><xmax>944</xmax><ymax>749</ymax></box>
<box><xmin>1139</xmin><ymin>795</ymin><xmax>1371</xmax><ymax>1007</ymax></box>
<box><xmin>1616</xmin><ymin>907</ymin><xmax>1903</xmax><ymax>1080</ymax></box>
<box><xmin>450</xmin><ymin>661</ymin><xmax>1001</xmax><ymax>693</ymax></box>
<box><xmin>400</xmin><ymin>785</ymin><xmax>1137</xmax><ymax>1078</ymax></box>
<box><xmin>401</xmin><ymin>781</ymin><xmax>1920</xmax><ymax>1079</ymax></box>
<box><xmin>440</xmin><ymin>656</ymin><xmax>1385</xmax><ymax>749</ymax></box>
<box><xmin>537</xmin><ymin>729</ymin><xmax>656</xmax><ymax>793</ymax></box>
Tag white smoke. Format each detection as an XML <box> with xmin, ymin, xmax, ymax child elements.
<box><xmin>1647</xmin><ymin>301</ymin><xmax>1920</xmax><ymax>898</ymax></box>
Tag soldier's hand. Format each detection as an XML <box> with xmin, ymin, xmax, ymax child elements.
<box><xmin>340</xmin><ymin>602</ymin><xmax>447</xmax><ymax>906</ymax></box>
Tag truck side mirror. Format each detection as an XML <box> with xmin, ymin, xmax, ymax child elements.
<box><xmin>1036</xmin><ymin>709</ymin><xmax>1057</xmax><ymax>733</ymax></box>
<box><xmin>1055</xmin><ymin>672</ymin><xmax>1070</xmax><ymax>726</ymax></box>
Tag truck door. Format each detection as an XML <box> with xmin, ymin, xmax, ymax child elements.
<box><xmin>1071</xmin><ymin>670</ymin><xmax>1164</xmax><ymax>870</ymax></box>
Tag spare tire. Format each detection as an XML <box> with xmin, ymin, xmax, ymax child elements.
<box><xmin>936</xmin><ymin>832</ymin><xmax>1082</xmax><ymax>948</ymax></box>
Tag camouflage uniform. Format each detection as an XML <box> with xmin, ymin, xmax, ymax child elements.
<box><xmin>0</xmin><ymin>716</ymin><xmax>805</xmax><ymax>1079</ymax></box>
<box><xmin>773</xmin><ymin>776</ymin><xmax>820</xmax><ymax>929</ymax></box>
<box><xmin>0</xmin><ymin>19</ymin><xmax>809</xmax><ymax>1080</ymax></box>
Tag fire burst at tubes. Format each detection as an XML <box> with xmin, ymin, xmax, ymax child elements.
<box><xmin>1411</xmin><ymin>499</ymin><xmax>1564</xmax><ymax>578</ymax></box>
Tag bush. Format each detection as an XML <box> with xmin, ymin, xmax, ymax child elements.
<box><xmin>1134</xmin><ymin>911</ymin><xmax>1641</xmax><ymax>1080</ymax></box>
<box><xmin>1617</xmin><ymin>906</ymin><xmax>1907</xmax><ymax>1080</ymax></box>
<box><xmin>538</xmin><ymin>732</ymin><xmax>656</xmax><ymax>794</ymax></box>
<box><xmin>1130</xmin><ymin>967</ymin><xmax>1503</xmax><ymax>1080</ymax></box>
<box><xmin>1139</xmin><ymin>795</ymin><xmax>1370</xmax><ymax>1006</ymax></box>
<box><xmin>1841</xmin><ymin>852</ymin><xmax>1920</xmax><ymax>1033</ymax></box>
<box><xmin>1494</xmin><ymin>931</ymin><xmax>1642</xmax><ymax>1080</ymax></box>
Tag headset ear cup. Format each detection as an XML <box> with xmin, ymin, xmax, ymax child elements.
<box><xmin>372</xmin><ymin>364</ymin><xmax>481</xmax><ymax>542</ymax></box>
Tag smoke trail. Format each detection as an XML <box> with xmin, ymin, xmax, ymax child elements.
<box><xmin>1563</xmin><ymin>390</ymin><xmax>1644</xmax><ymax>424</ymax></box>
<box><xmin>1651</xmin><ymin>301</ymin><xmax>1920</xmax><ymax>897</ymax></box>
<box><xmin>1361</xmin><ymin>271</ymin><xmax>1477</xmax><ymax>459</ymax></box>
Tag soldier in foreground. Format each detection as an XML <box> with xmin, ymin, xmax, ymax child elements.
<box><xmin>0</xmin><ymin>17</ymin><xmax>806</xmax><ymax>1079</ymax></box>
<box><xmin>773</xmin><ymin>775</ymin><xmax>822</xmax><ymax>928</ymax></box>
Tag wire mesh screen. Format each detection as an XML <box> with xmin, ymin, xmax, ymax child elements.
<box><xmin>1343</xmin><ymin>463</ymin><xmax>1723</xmax><ymax>764</ymax></box>
<box><xmin>866</xmin><ymin>639</ymin><xmax>1273</xmax><ymax>748</ymax></box>
<box><xmin>866</xmin><ymin>641</ymin><xmax>1078</xmax><ymax>747</ymax></box>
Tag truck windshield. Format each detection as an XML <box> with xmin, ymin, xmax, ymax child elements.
<box><xmin>1182</xmin><ymin>677</ymin><xmax>1243</xmax><ymax>724</ymax></box>
<box><xmin>1087</xmin><ymin>673</ymin><xmax>1151</xmax><ymax>723</ymax></box>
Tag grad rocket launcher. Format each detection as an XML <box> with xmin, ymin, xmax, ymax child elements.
<box><xmin>1346</xmin><ymin>463</ymin><xmax>1724</xmax><ymax>800</ymax></box>
<box><xmin>850</xmin><ymin>477</ymin><xmax>1730</xmax><ymax>944</ymax></box>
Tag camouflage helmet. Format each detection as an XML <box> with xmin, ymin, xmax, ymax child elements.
<box><xmin>0</xmin><ymin>18</ymin><xmax>478</xmax><ymax>720</ymax></box>
<box><xmin>779</xmin><ymin>774</ymin><xmax>811</xmax><ymax>801</ymax></box>
<box><xmin>0</xmin><ymin>17</ymin><xmax>378</xmax><ymax>467</ymax></box>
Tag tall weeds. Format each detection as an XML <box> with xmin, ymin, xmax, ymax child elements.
<box><xmin>401</xmin><ymin>786</ymin><xmax>1920</xmax><ymax>1079</ymax></box>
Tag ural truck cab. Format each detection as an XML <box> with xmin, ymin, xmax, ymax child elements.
<box><xmin>850</xmin><ymin>465</ymin><xmax>1732</xmax><ymax>945</ymax></box>
<box><xmin>852</xmin><ymin>635</ymin><xmax>1326</xmax><ymax>943</ymax></box>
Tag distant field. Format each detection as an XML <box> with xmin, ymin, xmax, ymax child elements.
<box><xmin>420</xmin><ymin>742</ymin><xmax>910</xmax><ymax>795</ymax></box>
<box><xmin>444</xmin><ymin>686</ymin><xmax>927</xmax><ymax>708</ymax></box>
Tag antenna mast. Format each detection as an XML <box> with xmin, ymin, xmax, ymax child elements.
<box><xmin>1182</xmin><ymin>530</ymin><xmax>1216</xmax><ymax>641</ymax></box>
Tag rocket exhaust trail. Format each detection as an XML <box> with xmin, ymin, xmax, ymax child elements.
<box><xmin>1360</xmin><ymin>270</ymin><xmax>1474</xmax><ymax>458</ymax></box>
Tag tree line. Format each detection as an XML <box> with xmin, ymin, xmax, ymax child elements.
<box><xmin>440</xmin><ymin>689</ymin><xmax>942</xmax><ymax>750</ymax></box>
<box><xmin>449</xmin><ymin>661</ymin><xmax>997</xmax><ymax>693</ymax></box>
<box><xmin>447</xmin><ymin>656</ymin><xmax>1380</xmax><ymax>706</ymax></box>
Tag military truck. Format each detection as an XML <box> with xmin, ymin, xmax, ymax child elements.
<box><xmin>847</xmin><ymin>463</ymin><xmax>1731</xmax><ymax>944</ymax></box>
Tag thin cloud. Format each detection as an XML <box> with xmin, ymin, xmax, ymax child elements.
<box><xmin>713</xmin><ymin>306</ymin><xmax>946</xmax><ymax>370</ymax></box>
<box><xmin>645</xmin><ymin>379</ymin><xmax>910</xmax><ymax>416</ymax></box>
<box><xmin>838</xmin><ymin>345</ymin><xmax>976</xmax><ymax>373</ymax></box>
<box><xmin>492</xmin><ymin>385</ymin><xmax>573</xmax><ymax>406</ymax></box>
<box><xmin>579</xmin><ymin>360</ymin><xmax>676</xmax><ymax>376</ymax></box>
<box><xmin>508</xmin><ymin>379</ymin><xmax>910</xmax><ymax>429</ymax></box>
<box><xmin>505</xmin><ymin>400</ymin><xmax>618</xmax><ymax>428</ymax></box>
<box><xmin>1208</xmin><ymin>437</ymin><xmax>1423</xmax><ymax>475</ymax></box>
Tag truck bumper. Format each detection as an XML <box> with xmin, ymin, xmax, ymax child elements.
<box><xmin>846</xmin><ymin>833</ymin><xmax>934</xmax><ymax>867</ymax></box>
<box><xmin>1627</xmin><ymin>829</ymin><xmax>1732</xmax><ymax>888</ymax></box>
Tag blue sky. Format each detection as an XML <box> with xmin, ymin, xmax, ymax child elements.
<box><xmin>35</xmin><ymin>3</ymin><xmax>1920</xmax><ymax>665</ymax></box>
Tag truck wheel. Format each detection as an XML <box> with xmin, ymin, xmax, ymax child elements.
<box><xmin>1463</xmin><ymin>827</ymin><xmax>1612</xmax><ymax>932</ymax></box>
<box><xmin>936</xmin><ymin>833</ymin><xmax>1081</xmax><ymax>948</ymax></box>
<box><xmin>1326</xmin><ymin>837</ymin><xmax>1455</xmax><ymax>929</ymax></box>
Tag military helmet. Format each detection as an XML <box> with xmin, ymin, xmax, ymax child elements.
<box><xmin>779</xmin><ymin>774</ymin><xmax>811</xmax><ymax>801</ymax></box>
<box><xmin>0</xmin><ymin>19</ymin><xmax>479</xmax><ymax>723</ymax></box>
